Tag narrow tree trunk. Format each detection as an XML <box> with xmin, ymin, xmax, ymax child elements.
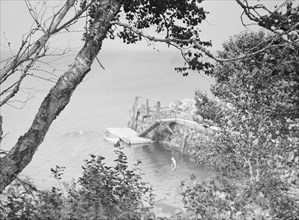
<box><xmin>0</xmin><ymin>115</ymin><xmax>3</xmax><ymax>145</ymax></box>
<box><xmin>0</xmin><ymin>0</ymin><xmax>123</xmax><ymax>193</ymax></box>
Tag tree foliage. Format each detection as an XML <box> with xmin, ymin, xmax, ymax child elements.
<box><xmin>213</xmin><ymin>31</ymin><xmax>299</xmax><ymax>124</ymax></box>
<box><xmin>236</xmin><ymin>0</ymin><xmax>299</xmax><ymax>44</ymax></box>
<box><xmin>193</xmin><ymin>91</ymin><xmax>226</xmax><ymax>125</ymax></box>
<box><xmin>113</xmin><ymin>0</ymin><xmax>214</xmax><ymax>74</ymax></box>
<box><xmin>189</xmin><ymin>31</ymin><xmax>299</xmax><ymax>219</ymax></box>
<box><xmin>0</xmin><ymin>148</ymin><xmax>154</xmax><ymax>220</ymax></box>
<box><xmin>80</xmin><ymin>0</ymin><xmax>214</xmax><ymax>74</ymax></box>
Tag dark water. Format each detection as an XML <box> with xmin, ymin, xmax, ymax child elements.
<box><xmin>1</xmin><ymin>49</ymin><xmax>213</xmax><ymax>215</ymax></box>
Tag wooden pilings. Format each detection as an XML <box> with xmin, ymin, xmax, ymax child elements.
<box><xmin>146</xmin><ymin>98</ymin><xmax>149</xmax><ymax>117</ymax></box>
<box><xmin>130</xmin><ymin>96</ymin><xmax>161</xmax><ymax>131</ymax></box>
<box><xmin>156</xmin><ymin>101</ymin><xmax>161</xmax><ymax>120</ymax></box>
<box><xmin>138</xmin><ymin>121</ymin><xmax>160</xmax><ymax>137</ymax></box>
<box><xmin>131</xmin><ymin>96</ymin><xmax>139</xmax><ymax>130</ymax></box>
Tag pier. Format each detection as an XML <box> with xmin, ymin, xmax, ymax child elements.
<box><xmin>104</xmin><ymin>127</ymin><xmax>153</xmax><ymax>145</ymax></box>
<box><xmin>128</xmin><ymin>96</ymin><xmax>209</xmax><ymax>135</ymax></box>
<box><xmin>105</xmin><ymin>96</ymin><xmax>211</xmax><ymax>146</ymax></box>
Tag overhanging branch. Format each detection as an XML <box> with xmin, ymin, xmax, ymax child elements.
<box><xmin>111</xmin><ymin>21</ymin><xmax>297</xmax><ymax>64</ymax></box>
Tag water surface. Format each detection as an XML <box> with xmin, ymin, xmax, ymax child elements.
<box><xmin>1</xmin><ymin>49</ymin><xmax>213</xmax><ymax>214</ymax></box>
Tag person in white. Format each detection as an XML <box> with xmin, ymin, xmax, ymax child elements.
<box><xmin>171</xmin><ymin>157</ymin><xmax>176</xmax><ymax>171</ymax></box>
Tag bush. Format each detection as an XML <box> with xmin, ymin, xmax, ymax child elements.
<box><xmin>0</xmin><ymin>147</ymin><xmax>155</xmax><ymax>220</ymax></box>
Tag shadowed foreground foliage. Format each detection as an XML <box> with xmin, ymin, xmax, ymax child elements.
<box><xmin>0</xmin><ymin>147</ymin><xmax>156</xmax><ymax>220</ymax></box>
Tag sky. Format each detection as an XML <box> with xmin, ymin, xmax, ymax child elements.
<box><xmin>0</xmin><ymin>0</ymin><xmax>283</xmax><ymax>56</ymax></box>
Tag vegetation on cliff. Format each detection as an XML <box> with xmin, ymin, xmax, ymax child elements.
<box><xmin>185</xmin><ymin>31</ymin><xmax>299</xmax><ymax>219</ymax></box>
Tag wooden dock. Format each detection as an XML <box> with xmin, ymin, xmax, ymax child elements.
<box><xmin>104</xmin><ymin>96</ymin><xmax>219</xmax><ymax>146</ymax></box>
<box><xmin>138</xmin><ymin>117</ymin><xmax>209</xmax><ymax>138</ymax></box>
<box><xmin>159</xmin><ymin>118</ymin><xmax>208</xmax><ymax>132</ymax></box>
<box><xmin>138</xmin><ymin>121</ymin><xmax>160</xmax><ymax>137</ymax></box>
<box><xmin>104</xmin><ymin>127</ymin><xmax>153</xmax><ymax>145</ymax></box>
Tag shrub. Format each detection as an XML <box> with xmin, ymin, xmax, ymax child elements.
<box><xmin>0</xmin><ymin>147</ymin><xmax>155</xmax><ymax>220</ymax></box>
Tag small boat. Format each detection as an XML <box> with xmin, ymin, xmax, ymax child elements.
<box><xmin>103</xmin><ymin>129</ymin><xmax>120</xmax><ymax>144</ymax></box>
<box><xmin>103</xmin><ymin>127</ymin><xmax>153</xmax><ymax>146</ymax></box>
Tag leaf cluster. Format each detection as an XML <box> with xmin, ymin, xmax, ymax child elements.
<box><xmin>119</xmin><ymin>0</ymin><xmax>214</xmax><ymax>75</ymax></box>
<box><xmin>0</xmin><ymin>148</ymin><xmax>154</xmax><ymax>220</ymax></box>
<box><xmin>259</xmin><ymin>2</ymin><xmax>299</xmax><ymax>35</ymax></box>
<box><xmin>214</xmin><ymin>31</ymin><xmax>299</xmax><ymax>122</ymax></box>
<box><xmin>78</xmin><ymin>0</ymin><xmax>214</xmax><ymax>75</ymax></box>
<box><xmin>193</xmin><ymin>90</ymin><xmax>226</xmax><ymax>125</ymax></box>
<box><xmin>121</xmin><ymin>0</ymin><xmax>206</xmax><ymax>43</ymax></box>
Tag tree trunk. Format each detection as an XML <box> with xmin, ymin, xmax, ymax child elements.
<box><xmin>0</xmin><ymin>0</ymin><xmax>123</xmax><ymax>193</ymax></box>
<box><xmin>0</xmin><ymin>115</ymin><xmax>3</xmax><ymax>145</ymax></box>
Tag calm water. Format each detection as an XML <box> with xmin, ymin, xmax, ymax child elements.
<box><xmin>1</xmin><ymin>49</ymin><xmax>213</xmax><ymax>213</ymax></box>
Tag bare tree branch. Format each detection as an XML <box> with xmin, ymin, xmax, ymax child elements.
<box><xmin>0</xmin><ymin>0</ymin><xmax>97</xmax><ymax>107</ymax></box>
<box><xmin>0</xmin><ymin>0</ymin><xmax>76</xmax><ymax>82</ymax></box>
<box><xmin>25</xmin><ymin>0</ymin><xmax>47</xmax><ymax>34</ymax></box>
<box><xmin>0</xmin><ymin>59</ymin><xmax>34</xmax><ymax>107</ymax></box>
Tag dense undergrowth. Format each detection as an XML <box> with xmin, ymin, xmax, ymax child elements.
<box><xmin>0</xmin><ymin>146</ymin><xmax>156</xmax><ymax>220</ymax></box>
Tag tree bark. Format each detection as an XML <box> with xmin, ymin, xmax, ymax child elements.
<box><xmin>0</xmin><ymin>115</ymin><xmax>3</xmax><ymax>145</ymax></box>
<box><xmin>0</xmin><ymin>0</ymin><xmax>123</xmax><ymax>193</ymax></box>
